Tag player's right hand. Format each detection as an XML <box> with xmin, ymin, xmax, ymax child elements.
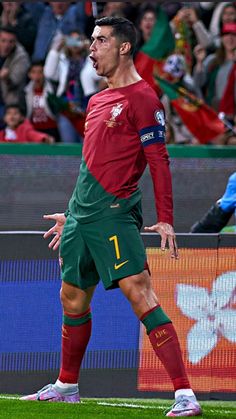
<box><xmin>43</xmin><ymin>213</ymin><xmax>66</xmax><ymax>251</ymax></box>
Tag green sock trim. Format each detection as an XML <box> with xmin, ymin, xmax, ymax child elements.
<box><xmin>63</xmin><ymin>312</ymin><xmax>91</xmax><ymax>326</ymax></box>
<box><xmin>141</xmin><ymin>306</ymin><xmax>171</xmax><ymax>334</ymax></box>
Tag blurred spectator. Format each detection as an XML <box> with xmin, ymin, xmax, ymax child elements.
<box><xmin>25</xmin><ymin>61</ymin><xmax>60</xmax><ymax>142</ymax></box>
<box><xmin>170</xmin><ymin>4</ymin><xmax>213</xmax><ymax>71</ymax></box>
<box><xmin>195</xmin><ymin>2</ymin><xmax>215</xmax><ymax>29</ymax></box>
<box><xmin>100</xmin><ymin>2</ymin><xmax>126</xmax><ymax>18</ymax></box>
<box><xmin>160</xmin><ymin>53</ymin><xmax>202</xmax><ymax>144</ymax></box>
<box><xmin>0</xmin><ymin>26</ymin><xmax>30</xmax><ymax>128</ymax></box>
<box><xmin>161</xmin><ymin>2</ymin><xmax>182</xmax><ymax>21</ymax></box>
<box><xmin>0</xmin><ymin>104</ymin><xmax>54</xmax><ymax>143</ymax></box>
<box><xmin>191</xmin><ymin>171</ymin><xmax>236</xmax><ymax>233</ymax></box>
<box><xmin>23</xmin><ymin>2</ymin><xmax>46</xmax><ymax>29</ymax></box>
<box><xmin>80</xmin><ymin>57</ymin><xmax>105</xmax><ymax>108</ymax></box>
<box><xmin>0</xmin><ymin>2</ymin><xmax>37</xmax><ymax>56</ymax></box>
<box><xmin>209</xmin><ymin>2</ymin><xmax>236</xmax><ymax>47</ymax></box>
<box><xmin>136</xmin><ymin>3</ymin><xmax>157</xmax><ymax>51</ymax></box>
<box><xmin>44</xmin><ymin>31</ymin><xmax>93</xmax><ymax>143</ymax></box>
<box><xmin>193</xmin><ymin>23</ymin><xmax>236</xmax><ymax>123</ymax></box>
<box><xmin>32</xmin><ymin>2</ymin><xmax>86</xmax><ymax>62</ymax></box>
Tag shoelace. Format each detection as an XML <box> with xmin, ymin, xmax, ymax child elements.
<box><xmin>36</xmin><ymin>384</ymin><xmax>56</xmax><ymax>399</ymax></box>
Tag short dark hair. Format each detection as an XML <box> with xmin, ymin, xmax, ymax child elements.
<box><xmin>0</xmin><ymin>25</ymin><xmax>17</xmax><ymax>36</ymax></box>
<box><xmin>30</xmin><ymin>60</ymin><xmax>45</xmax><ymax>69</ymax></box>
<box><xmin>95</xmin><ymin>16</ymin><xmax>137</xmax><ymax>56</ymax></box>
<box><xmin>5</xmin><ymin>103</ymin><xmax>25</xmax><ymax>116</ymax></box>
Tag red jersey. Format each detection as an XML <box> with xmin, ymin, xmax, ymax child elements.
<box><xmin>31</xmin><ymin>87</ymin><xmax>57</xmax><ymax>131</ymax></box>
<box><xmin>68</xmin><ymin>79</ymin><xmax>173</xmax><ymax>225</ymax></box>
<box><xmin>0</xmin><ymin>119</ymin><xmax>47</xmax><ymax>143</ymax></box>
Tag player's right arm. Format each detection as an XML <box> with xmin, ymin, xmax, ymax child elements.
<box><xmin>43</xmin><ymin>213</ymin><xmax>66</xmax><ymax>250</ymax></box>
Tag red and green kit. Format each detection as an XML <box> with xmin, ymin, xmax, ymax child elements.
<box><xmin>61</xmin><ymin>79</ymin><xmax>173</xmax><ymax>289</ymax></box>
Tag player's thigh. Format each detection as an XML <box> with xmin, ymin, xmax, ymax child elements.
<box><xmin>82</xmin><ymin>214</ymin><xmax>146</xmax><ymax>290</ymax></box>
<box><xmin>60</xmin><ymin>214</ymin><xmax>100</xmax><ymax>289</ymax></box>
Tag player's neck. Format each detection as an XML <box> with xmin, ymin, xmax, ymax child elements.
<box><xmin>107</xmin><ymin>61</ymin><xmax>141</xmax><ymax>89</ymax></box>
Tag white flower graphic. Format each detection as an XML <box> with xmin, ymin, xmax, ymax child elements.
<box><xmin>176</xmin><ymin>271</ymin><xmax>236</xmax><ymax>364</ymax></box>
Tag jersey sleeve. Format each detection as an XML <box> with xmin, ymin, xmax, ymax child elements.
<box><xmin>132</xmin><ymin>90</ymin><xmax>173</xmax><ymax>225</ymax></box>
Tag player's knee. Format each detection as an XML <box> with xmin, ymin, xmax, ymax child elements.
<box><xmin>60</xmin><ymin>287</ymin><xmax>78</xmax><ymax>312</ymax></box>
<box><xmin>121</xmin><ymin>271</ymin><xmax>155</xmax><ymax>308</ymax></box>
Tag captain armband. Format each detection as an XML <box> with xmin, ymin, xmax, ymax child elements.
<box><xmin>139</xmin><ymin>125</ymin><xmax>166</xmax><ymax>147</ymax></box>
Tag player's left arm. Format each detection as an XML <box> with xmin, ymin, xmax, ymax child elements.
<box><xmin>144</xmin><ymin>142</ymin><xmax>178</xmax><ymax>259</ymax></box>
<box><xmin>134</xmin><ymin>92</ymin><xmax>178</xmax><ymax>258</ymax></box>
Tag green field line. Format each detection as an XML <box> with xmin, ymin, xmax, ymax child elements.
<box><xmin>0</xmin><ymin>396</ymin><xmax>235</xmax><ymax>419</ymax></box>
<box><xmin>0</xmin><ymin>143</ymin><xmax>236</xmax><ymax>158</ymax></box>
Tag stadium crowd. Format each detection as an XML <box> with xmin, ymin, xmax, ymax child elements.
<box><xmin>0</xmin><ymin>1</ymin><xmax>236</xmax><ymax>145</ymax></box>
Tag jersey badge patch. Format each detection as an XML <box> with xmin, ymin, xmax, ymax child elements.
<box><xmin>105</xmin><ymin>102</ymin><xmax>123</xmax><ymax>128</ymax></box>
<box><xmin>154</xmin><ymin>110</ymin><xmax>165</xmax><ymax>126</ymax></box>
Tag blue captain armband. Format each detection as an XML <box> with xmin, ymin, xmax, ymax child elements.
<box><xmin>139</xmin><ymin>125</ymin><xmax>166</xmax><ymax>147</ymax></box>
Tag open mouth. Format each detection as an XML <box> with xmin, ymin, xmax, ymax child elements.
<box><xmin>90</xmin><ymin>55</ymin><xmax>98</xmax><ymax>69</ymax></box>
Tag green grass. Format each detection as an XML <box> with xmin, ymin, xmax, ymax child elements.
<box><xmin>0</xmin><ymin>396</ymin><xmax>235</xmax><ymax>418</ymax></box>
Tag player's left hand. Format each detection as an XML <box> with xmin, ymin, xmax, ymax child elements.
<box><xmin>144</xmin><ymin>222</ymin><xmax>179</xmax><ymax>259</ymax></box>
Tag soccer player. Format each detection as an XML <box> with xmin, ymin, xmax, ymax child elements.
<box><xmin>21</xmin><ymin>17</ymin><xmax>202</xmax><ymax>417</ymax></box>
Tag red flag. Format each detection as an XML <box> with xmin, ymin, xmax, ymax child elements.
<box><xmin>85</xmin><ymin>1</ymin><xmax>92</xmax><ymax>16</ymax></box>
<box><xmin>135</xmin><ymin>6</ymin><xmax>175</xmax><ymax>93</ymax></box>
<box><xmin>219</xmin><ymin>63</ymin><xmax>236</xmax><ymax>117</ymax></box>
<box><xmin>157</xmin><ymin>77</ymin><xmax>226</xmax><ymax>144</ymax></box>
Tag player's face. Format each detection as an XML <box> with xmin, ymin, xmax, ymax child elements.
<box><xmin>89</xmin><ymin>25</ymin><xmax>121</xmax><ymax>77</ymax></box>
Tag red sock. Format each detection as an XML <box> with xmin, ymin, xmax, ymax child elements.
<box><xmin>149</xmin><ymin>322</ymin><xmax>190</xmax><ymax>391</ymax></box>
<box><xmin>59</xmin><ymin>309</ymin><xmax>92</xmax><ymax>383</ymax></box>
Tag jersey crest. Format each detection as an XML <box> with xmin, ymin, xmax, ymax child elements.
<box><xmin>105</xmin><ymin>103</ymin><xmax>123</xmax><ymax>128</ymax></box>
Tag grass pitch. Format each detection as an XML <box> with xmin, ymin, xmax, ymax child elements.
<box><xmin>0</xmin><ymin>396</ymin><xmax>235</xmax><ymax>418</ymax></box>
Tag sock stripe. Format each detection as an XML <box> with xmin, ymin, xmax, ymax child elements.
<box><xmin>141</xmin><ymin>305</ymin><xmax>171</xmax><ymax>334</ymax></box>
<box><xmin>63</xmin><ymin>312</ymin><xmax>91</xmax><ymax>327</ymax></box>
<box><xmin>64</xmin><ymin>308</ymin><xmax>91</xmax><ymax>319</ymax></box>
<box><xmin>140</xmin><ymin>304</ymin><xmax>160</xmax><ymax>321</ymax></box>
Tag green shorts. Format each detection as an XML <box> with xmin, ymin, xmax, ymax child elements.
<box><xmin>59</xmin><ymin>209</ymin><xmax>146</xmax><ymax>290</ymax></box>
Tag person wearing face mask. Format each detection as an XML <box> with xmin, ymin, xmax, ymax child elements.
<box><xmin>44</xmin><ymin>30</ymin><xmax>102</xmax><ymax>143</ymax></box>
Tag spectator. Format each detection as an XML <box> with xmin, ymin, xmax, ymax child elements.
<box><xmin>170</xmin><ymin>4</ymin><xmax>213</xmax><ymax>71</ymax></box>
<box><xmin>136</xmin><ymin>3</ymin><xmax>157</xmax><ymax>51</ymax></box>
<box><xmin>100</xmin><ymin>2</ymin><xmax>126</xmax><ymax>18</ymax></box>
<box><xmin>0</xmin><ymin>104</ymin><xmax>54</xmax><ymax>143</ymax></box>
<box><xmin>44</xmin><ymin>31</ymin><xmax>92</xmax><ymax>143</ymax></box>
<box><xmin>0</xmin><ymin>2</ymin><xmax>37</xmax><ymax>56</ymax></box>
<box><xmin>160</xmin><ymin>53</ymin><xmax>201</xmax><ymax>144</ymax></box>
<box><xmin>161</xmin><ymin>2</ymin><xmax>182</xmax><ymax>21</ymax></box>
<box><xmin>193</xmin><ymin>23</ymin><xmax>236</xmax><ymax>123</ymax></box>
<box><xmin>80</xmin><ymin>57</ymin><xmax>105</xmax><ymax>108</ymax></box>
<box><xmin>23</xmin><ymin>2</ymin><xmax>46</xmax><ymax>30</ymax></box>
<box><xmin>25</xmin><ymin>61</ymin><xmax>60</xmax><ymax>142</ymax></box>
<box><xmin>209</xmin><ymin>2</ymin><xmax>236</xmax><ymax>47</ymax></box>
<box><xmin>191</xmin><ymin>2</ymin><xmax>215</xmax><ymax>29</ymax></box>
<box><xmin>0</xmin><ymin>26</ymin><xmax>30</xmax><ymax>128</ymax></box>
<box><xmin>32</xmin><ymin>2</ymin><xmax>86</xmax><ymax>62</ymax></box>
<box><xmin>191</xmin><ymin>171</ymin><xmax>236</xmax><ymax>233</ymax></box>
